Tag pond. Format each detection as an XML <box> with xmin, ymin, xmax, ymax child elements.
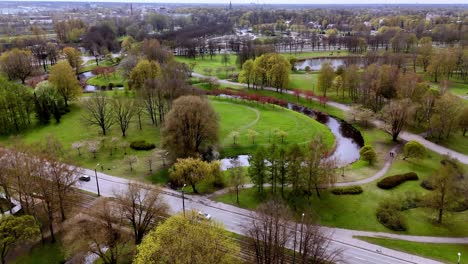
<box><xmin>294</xmin><ymin>57</ymin><xmax>366</xmax><ymax>71</ymax></box>
<box><xmin>220</xmin><ymin>98</ymin><xmax>364</xmax><ymax>169</ymax></box>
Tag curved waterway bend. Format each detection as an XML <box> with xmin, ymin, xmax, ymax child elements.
<box><xmin>220</xmin><ymin>100</ymin><xmax>363</xmax><ymax>169</ymax></box>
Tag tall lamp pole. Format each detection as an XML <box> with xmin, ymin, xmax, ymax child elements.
<box><xmin>95</xmin><ymin>163</ymin><xmax>101</xmax><ymax>197</ymax></box>
<box><xmin>292</xmin><ymin>221</ymin><xmax>298</xmax><ymax>264</ymax></box>
<box><xmin>298</xmin><ymin>213</ymin><xmax>305</xmax><ymax>256</ymax></box>
<box><xmin>182</xmin><ymin>184</ymin><xmax>187</xmax><ymax>217</ymax></box>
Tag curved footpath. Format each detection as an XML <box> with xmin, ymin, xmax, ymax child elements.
<box><xmin>75</xmin><ymin>167</ymin><xmax>466</xmax><ymax>264</ymax></box>
<box><xmin>193</xmin><ymin>73</ymin><xmax>468</xmax><ymax>164</ymax></box>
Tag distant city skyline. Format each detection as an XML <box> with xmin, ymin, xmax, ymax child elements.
<box><xmin>6</xmin><ymin>0</ymin><xmax>468</xmax><ymax>5</ymax></box>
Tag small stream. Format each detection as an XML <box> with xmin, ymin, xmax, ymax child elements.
<box><xmin>79</xmin><ymin>71</ymin><xmax>124</xmax><ymax>92</ymax></box>
<box><xmin>220</xmin><ymin>98</ymin><xmax>364</xmax><ymax>169</ymax></box>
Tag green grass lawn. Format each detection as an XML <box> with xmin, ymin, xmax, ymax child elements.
<box><xmin>12</xmin><ymin>242</ymin><xmax>65</xmax><ymax>264</ymax></box>
<box><xmin>211</xmin><ymin>97</ymin><xmax>334</xmax><ymax>157</ymax></box>
<box><xmin>288</xmin><ymin>72</ymin><xmax>318</xmax><ymax>91</ymax></box>
<box><xmin>356</xmin><ymin>236</ymin><xmax>468</xmax><ymax>264</ymax></box>
<box><xmin>87</xmin><ymin>71</ymin><xmax>126</xmax><ymax>87</ymax></box>
<box><xmin>431</xmin><ymin>132</ymin><xmax>468</xmax><ymax>155</ymax></box>
<box><xmin>215</xmin><ymin>150</ymin><xmax>468</xmax><ymax>237</ymax></box>
<box><xmin>80</xmin><ymin>59</ymin><xmax>117</xmax><ymax>73</ymax></box>
<box><xmin>0</xmin><ymin>95</ymin><xmax>334</xmax><ymax>183</ymax></box>
<box><xmin>175</xmin><ymin>55</ymin><xmax>239</xmax><ymax>79</ymax></box>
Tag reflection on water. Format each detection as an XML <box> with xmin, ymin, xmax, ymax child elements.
<box><xmin>295</xmin><ymin>57</ymin><xmax>366</xmax><ymax>71</ymax></box>
<box><xmin>219</xmin><ymin>99</ymin><xmax>364</xmax><ymax>169</ymax></box>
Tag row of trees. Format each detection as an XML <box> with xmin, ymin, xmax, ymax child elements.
<box><xmin>239</xmin><ymin>53</ymin><xmax>291</xmax><ymax>92</ymax></box>
<box><xmin>0</xmin><ymin>142</ymin><xmax>81</xmax><ymax>246</ymax></box>
<box><xmin>0</xmin><ymin>60</ymin><xmax>81</xmax><ymax>135</ymax></box>
<box><xmin>248</xmin><ymin>137</ymin><xmax>336</xmax><ymax>199</ymax></box>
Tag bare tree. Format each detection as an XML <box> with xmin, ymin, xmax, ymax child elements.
<box><xmin>64</xmin><ymin>199</ymin><xmax>130</xmax><ymax>264</ymax></box>
<box><xmin>82</xmin><ymin>92</ymin><xmax>115</xmax><ymax>136</ymax></box>
<box><xmin>87</xmin><ymin>141</ymin><xmax>100</xmax><ymax>159</ymax></box>
<box><xmin>248</xmin><ymin>199</ymin><xmax>291</xmax><ymax>264</ymax></box>
<box><xmin>296</xmin><ymin>214</ymin><xmax>342</xmax><ymax>264</ymax></box>
<box><xmin>382</xmin><ymin>99</ymin><xmax>412</xmax><ymax>142</ymax></box>
<box><xmin>47</xmin><ymin>156</ymin><xmax>80</xmax><ymax>221</ymax></box>
<box><xmin>72</xmin><ymin>141</ymin><xmax>85</xmax><ymax>156</ymax></box>
<box><xmin>112</xmin><ymin>96</ymin><xmax>135</xmax><ymax>137</ymax></box>
<box><xmin>145</xmin><ymin>151</ymin><xmax>159</xmax><ymax>173</ymax></box>
<box><xmin>114</xmin><ymin>183</ymin><xmax>168</xmax><ymax>244</ymax></box>
<box><xmin>125</xmin><ymin>155</ymin><xmax>138</xmax><ymax>171</ymax></box>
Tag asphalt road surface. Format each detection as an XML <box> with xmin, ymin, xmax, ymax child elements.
<box><xmin>77</xmin><ymin>168</ymin><xmax>446</xmax><ymax>264</ymax></box>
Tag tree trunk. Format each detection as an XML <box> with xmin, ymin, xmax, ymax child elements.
<box><xmin>191</xmin><ymin>184</ymin><xmax>198</xmax><ymax>194</ymax></box>
<box><xmin>315</xmin><ymin>184</ymin><xmax>321</xmax><ymax>198</ymax></box>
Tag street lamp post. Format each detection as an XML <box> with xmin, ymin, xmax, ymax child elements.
<box><xmin>298</xmin><ymin>213</ymin><xmax>305</xmax><ymax>256</ymax></box>
<box><xmin>182</xmin><ymin>184</ymin><xmax>187</xmax><ymax>217</ymax></box>
<box><xmin>292</xmin><ymin>221</ymin><xmax>298</xmax><ymax>264</ymax></box>
<box><xmin>458</xmin><ymin>252</ymin><xmax>461</xmax><ymax>264</ymax></box>
<box><xmin>95</xmin><ymin>163</ymin><xmax>101</xmax><ymax>197</ymax></box>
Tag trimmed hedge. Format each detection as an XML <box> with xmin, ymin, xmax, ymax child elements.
<box><xmin>130</xmin><ymin>140</ymin><xmax>156</xmax><ymax>151</ymax></box>
<box><xmin>331</xmin><ymin>186</ymin><xmax>363</xmax><ymax>195</ymax></box>
<box><xmin>377</xmin><ymin>172</ymin><xmax>418</xmax><ymax>189</ymax></box>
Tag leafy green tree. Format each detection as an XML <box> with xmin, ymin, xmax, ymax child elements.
<box><xmin>162</xmin><ymin>96</ymin><xmax>219</xmax><ymax>159</ymax></box>
<box><xmin>360</xmin><ymin>145</ymin><xmax>377</xmax><ymax>165</ymax></box>
<box><xmin>459</xmin><ymin>107</ymin><xmax>468</xmax><ymax>137</ymax></box>
<box><xmin>63</xmin><ymin>47</ymin><xmax>83</xmax><ymax>75</ymax></box>
<box><xmin>417</xmin><ymin>37</ymin><xmax>432</xmax><ymax>72</ymax></box>
<box><xmin>247</xmin><ymin>129</ymin><xmax>259</xmax><ymax>144</ymax></box>
<box><xmin>287</xmin><ymin>144</ymin><xmax>303</xmax><ymax>195</ymax></box>
<box><xmin>249</xmin><ymin>147</ymin><xmax>267</xmax><ymax>193</ymax></box>
<box><xmin>169</xmin><ymin>158</ymin><xmax>211</xmax><ymax>193</ymax></box>
<box><xmin>403</xmin><ymin>141</ymin><xmax>426</xmax><ymax>160</ymax></box>
<box><xmin>48</xmin><ymin>61</ymin><xmax>81</xmax><ymax>107</ymax></box>
<box><xmin>0</xmin><ymin>48</ymin><xmax>34</xmax><ymax>84</ymax></box>
<box><xmin>229</xmin><ymin>158</ymin><xmax>246</xmax><ymax>205</ymax></box>
<box><xmin>129</xmin><ymin>59</ymin><xmax>161</xmax><ymax>90</ymax></box>
<box><xmin>33</xmin><ymin>81</ymin><xmax>65</xmax><ymax>124</ymax></box>
<box><xmin>0</xmin><ymin>215</ymin><xmax>40</xmax><ymax>264</ymax></box>
<box><xmin>239</xmin><ymin>59</ymin><xmax>255</xmax><ymax>89</ymax></box>
<box><xmin>0</xmin><ymin>78</ymin><xmax>33</xmax><ymax>134</ymax></box>
<box><xmin>134</xmin><ymin>212</ymin><xmax>239</xmax><ymax>264</ymax></box>
<box><xmin>425</xmin><ymin>160</ymin><xmax>465</xmax><ymax>224</ymax></box>
<box><xmin>317</xmin><ymin>62</ymin><xmax>334</xmax><ymax>97</ymax></box>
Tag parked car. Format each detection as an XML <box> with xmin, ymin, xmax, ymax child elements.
<box><xmin>198</xmin><ymin>211</ymin><xmax>212</xmax><ymax>221</ymax></box>
<box><xmin>79</xmin><ymin>175</ymin><xmax>91</xmax><ymax>182</ymax></box>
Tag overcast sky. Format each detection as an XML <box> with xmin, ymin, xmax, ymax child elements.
<box><xmin>9</xmin><ymin>0</ymin><xmax>468</xmax><ymax>4</ymax></box>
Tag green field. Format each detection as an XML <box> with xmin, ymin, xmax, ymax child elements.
<box><xmin>215</xmin><ymin>150</ymin><xmax>468</xmax><ymax>237</ymax></box>
<box><xmin>12</xmin><ymin>241</ymin><xmax>65</xmax><ymax>264</ymax></box>
<box><xmin>87</xmin><ymin>71</ymin><xmax>126</xmax><ymax>87</ymax></box>
<box><xmin>211</xmin><ymin>97</ymin><xmax>334</xmax><ymax>156</ymax></box>
<box><xmin>356</xmin><ymin>236</ymin><xmax>468</xmax><ymax>264</ymax></box>
<box><xmin>1</xmin><ymin>96</ymin><xmax>334</xmax><ymax>183</ymax></box>
<box><xmin>175</xmin><ymin>55</ymin><xmax>239</xmax><ymax>79</ymax></box>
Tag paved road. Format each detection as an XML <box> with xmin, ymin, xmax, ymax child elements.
<box><xmin>76</xmin><ymin>168</ymin><xmax>463</xmax><ymax>264</ymax></box>
<box><xmin>193</xmin><ymin>73</ymin><xmax>468</xmax><ymax>164</ymax></box>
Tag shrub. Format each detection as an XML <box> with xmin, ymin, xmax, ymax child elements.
<box><xmin>130</xmin><ymin>140</ymin><xmax>156</xmax><ymax>151</ymax></box>
<box><xmin>377</xmin><ymin>172</ymin><xmax>418</xmax><ymax>189</ymax></box>
<box><xmin>403</xmin><ymin>141</ymin><xmax>426</xmax><ymax>160</ymax></box>
<box><xmin>331</xmin><ymin>186</ymin><xmax>363</xmax><ymax>195</ymax></box>
<box><xmin>360</xmin><ymin>145</ymin><xmax>377</xmax><ymax>165</ymax></box>
<box><xmin>420</xmin><ymin>179</ymin><xmax>434</xmax><ymax>190</ymax></box>
<box><xmin>376</xmin><ymin>199</ymin><xmax>407</xmax><ymax>231</ymax></box>
<box><xmin>108</xmin><ymin>83</ymin><xmax>114</xmax><ymax>90</ymax></box>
